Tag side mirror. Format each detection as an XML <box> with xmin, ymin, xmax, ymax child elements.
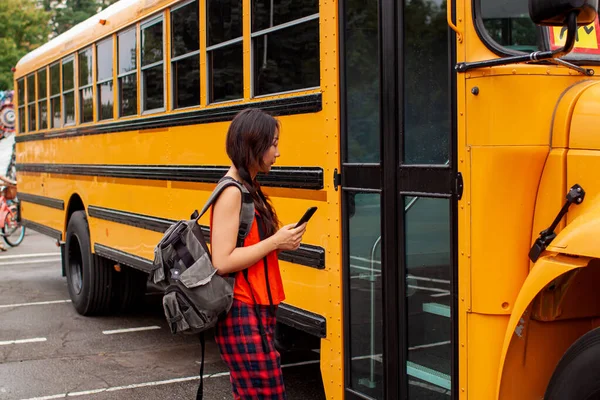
<box><xmin>529</xmin><ymin>0</ymin><xmax>598</xmax><ymax>26</ymax></box>
<box><xmin>456</xmin><ymin>0</ymin><xmax>598</xmax><ymax>75</ymax></box>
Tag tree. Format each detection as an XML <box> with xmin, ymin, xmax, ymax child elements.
<box><xmin>40</xmin><ymin>0</ymin><xmax>119</xmax><ymax>38</ymax></box>
<box><xmin>0</xmin><ymin>0</ymin><xmax>50</xmax><ymax>90</ymax></box>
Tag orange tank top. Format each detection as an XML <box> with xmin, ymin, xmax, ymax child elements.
<box><xmin>210</xmin><ymin>209</ymin><xmax>285</xmax><ymax>306</ymax></box>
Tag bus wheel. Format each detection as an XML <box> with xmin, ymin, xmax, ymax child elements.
<box><xmin>111</xmin><ymin>266</ymin><xmax>147</xmax><ymax>312</ymax></box>
<box><xmin>65</xmin><ymin>211</ymin><xmax>112</xmax><ymax>315</ymax></box>
<box><xmin>545</xmin><ymin>327</ymin><xmax>600</xmax><ymax>400</ymax></box>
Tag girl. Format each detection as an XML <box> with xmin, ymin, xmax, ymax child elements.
<box><xmin>210</xmin><ymin>108</ymin><xmax>307</xmax><ymax>399</ymax></box>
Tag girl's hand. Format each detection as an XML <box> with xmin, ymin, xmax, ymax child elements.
<box><xmin>271</xmin><ymin>223</ymin><xmax>307</xmax><ymax>251</ymax></box>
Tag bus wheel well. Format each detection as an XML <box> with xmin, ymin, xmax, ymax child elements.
<box><xmin>65</xmin><ymin>194</ymin><xmax>85</xmax><ymax>232</ymax></box>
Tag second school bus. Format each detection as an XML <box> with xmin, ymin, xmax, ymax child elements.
<box><xmin>13</xmin><ymin>0</ymin><xmax>600</xmax><ymax>398</ymax></box>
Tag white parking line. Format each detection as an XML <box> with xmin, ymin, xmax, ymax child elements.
<box><xmin>0</xmin><ymin>300</ymin><xmax>71</xmax><ymax>309</ymax></box>
<box><xmin>20</xmin><ymin>360</ymin><xmax>320</xmax><ymax>400</ymax></box>
<box><xmin>0</xmin><ymin>337</ymin><xmax>47</xmax><ymax>346</ymax></box>
<box><xmin>0</xmin><ymin>258</ymin><xmax>61</xmax><ymax>266</ymax></box>
<box><xmin>102</xmin><ymin>326</ymin><xmax>162</xmax><ymax>335</ymax></box>
<box><xmin>0</xmin><ymin>252</ymin><xmax>60</xmax><ymax>260</ymax></box>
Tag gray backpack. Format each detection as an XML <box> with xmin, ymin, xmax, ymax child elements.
<box><xmin>152</xmin><ymin>177</ymin><xmax>254</xmax><ymax>335</ymax></box>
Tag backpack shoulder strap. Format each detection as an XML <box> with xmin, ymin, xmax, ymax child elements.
<box><xmin>197</xmin><ymin>176</ymin><xmax>254</xmax><ymax>244</ymax></box>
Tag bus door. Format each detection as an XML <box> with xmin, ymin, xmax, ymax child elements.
<box><xmin>340</xmin><ymin>0</ymin><xmax>458</xmax><ymax>398</ymax></box>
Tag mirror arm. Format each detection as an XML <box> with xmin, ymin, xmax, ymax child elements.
<box><xmin>456</xmin><ymin>11</ymin><xmax>594</xmax><ymax>76</ymax></box>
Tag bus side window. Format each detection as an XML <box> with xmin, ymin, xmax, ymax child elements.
<box><xmin>141</xmin><ymin>16</ymin><xmax>165</xmax><ymax>112</ymax></box>
<box><xmin>118</xmin><ymin>28</ymin><xmax>138</xmax><ymax>117</ymax></box>
<box><xmin>26</xmin><ymin>74</ymin><xmax>36</xmax><ymax>132</ymax></box>
<box><xmin>37</xmin><ymin>68</ymin><xmax>48</xmax><ymax>130</ymax></box>
<box><xmin>62</xmin><ymin>57</ymin><xmax>75</xmax><ymax>126</ymax></box>
<box><xmin>49</xmin><ymin>63</ymin><xmax>61</xmax><ymax>128</ymax></box>
<box><xmin>97</xmin><ymin>38</ymin><xmax>114</xmax><ymax>121</ymax></box>
<box><xmin>171</xmin><ymin>0</ymin><xmax>200</xmax><ymax>109</ymax></box>
<box><xmin>206</xmin><ymin>0</ymin><xmax>243</xmax><ymax>103</ymax></box>
<box><xmin>251</xmin><ymin>0</ymin><xmax>320</xmax><ymax>97</ymax></box>
<box><xmin>17</xmin><ymin>78</ymin><xmax>25</xmax><ymax>133</ymax></box>
<box><xmin>79</xmin><ymin>47</ymin><xmax>93</xmax><ymax>124</ymax></box>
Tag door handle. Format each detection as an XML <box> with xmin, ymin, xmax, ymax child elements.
<box><xmin>447</xmin><ymin>0</ymin><xmax>463</xmax><ymax>43</ymax></box>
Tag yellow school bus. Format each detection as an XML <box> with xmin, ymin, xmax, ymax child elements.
<box><xmin>14</xmin><ymin>0</ymin><xmax>600</xmax><ymax>398</ymax></box>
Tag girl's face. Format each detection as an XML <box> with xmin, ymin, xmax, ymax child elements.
<box><xmin>260</xmin><ymin>129</ymin><xmax>280</xmax><ymax>173</ymax></box>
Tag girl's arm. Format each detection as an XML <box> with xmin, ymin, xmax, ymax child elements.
<box><xmin>211</xmin><ymin>186</ymin><xmax>277</xmax><ymax>275</ymax></box>
<box><xmin>210</xmin><ymin>186</ymin><xmax>306</xmax><ymax>275</ymax></box>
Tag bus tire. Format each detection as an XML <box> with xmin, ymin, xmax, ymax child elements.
<box><xmin>65</xmin><ymin>211</ymin><xmax>112</xmax><ymax>315</ymax></box>
<box><xmin>111</xmin><ymin>266</ymin><xmax>147</xmax><ymax>312</ymax></box>
<box><xmin>545</xmin><ymin>327</ymin><xmax>600</xmax><ymax>400</ymax></box>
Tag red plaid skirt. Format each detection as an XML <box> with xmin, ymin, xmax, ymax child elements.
<box><xmin>215</xmin><ymin>299</ymin><xmax>286</xmax><ymax>400</ymax></box>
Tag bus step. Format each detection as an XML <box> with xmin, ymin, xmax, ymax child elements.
<box><xmin>407</xmin><ymin>361</ymin><xmax>451</xmax><ymax>390</ymax></box>
<box><xmin>422</xmin><ymin>303</ymin><xmax>450</xmax><ymax>318</ymax></box>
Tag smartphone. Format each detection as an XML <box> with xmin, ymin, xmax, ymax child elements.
<box><xmin>295</xmin><ymin>207</ymin><xmax>317</xmax><ymax>228</ymax></box>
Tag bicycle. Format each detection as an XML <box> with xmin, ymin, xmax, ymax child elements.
<box><xmin>0</xmin><ymin>184</ymin><xmax>25</xmax><ymax>247</ymax></box>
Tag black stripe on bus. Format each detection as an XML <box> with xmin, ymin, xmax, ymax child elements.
<box><xmin>19</xmin><ymin>193</ymin><xmax>65</xmax><ymax>210</ymax></box>
<box><xmin>88</xmin><ymin>205</ymin><xmax>325</xmax><ymax>270</ymax></box>
<box><xmin>22</xmin><ymin>219</ymin><xmax>63</xmax><ymax>240</ymax></box>
<box><xmin>94</xmin><ymin>243</ymin><xmax>155</xmax><ymax>273</ymax></box>
<box><xmin>277</xmin><ymin>303</ymin><xmax>327</xmax><ymax>338</ymax></box>
<box><xmin>15</xmin><ymin>164</ymin><xmax>324</xmax><ymax>190</ymax></box>
<box><xmin>95</xmin><ymin>241</ymin><xmax>327</xmax><ymax>337</ymax></box>
<box><xmin>15</xmin><ymin>94</ymin><xmax>322</xmax><ymax>143</ymax></box>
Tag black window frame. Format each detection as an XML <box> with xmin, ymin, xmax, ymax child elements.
<box><xmin>140</xmin><ymin>14</ymin><xmax>166</xmax><ymax>114</ymax></box>
<box><xmin>37</xmin><ymin>67</ymin><xmax>48</xmax><ymax>130</ymax></box>
<box><xmin>206</xmin><ymin>0</ymin><xmax>244</xmax><ymax>104</ymax></box>
<box><xmin>170</xmin><ymin>0</ymin><xmax>200</xmax><ymax>110</ymax></box>
<box><xmin>250</xmin><ymin>2</ymin><xmax>320</xmax><ymax>97</ymax></box>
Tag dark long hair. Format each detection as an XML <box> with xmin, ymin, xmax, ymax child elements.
<box><xmin>226</xmin><ymin>108</ymin><xmax>280</xmax><ymax>237</ymax></box>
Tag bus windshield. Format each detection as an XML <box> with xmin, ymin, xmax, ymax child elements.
<box><xmin>478</xmin><ymin>0</ymin><xmax>600</xmax><ymax>60</ymax></box>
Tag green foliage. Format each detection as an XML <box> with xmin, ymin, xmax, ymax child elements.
<box><xmin>0</xmin><ymin>0</ymin><xmax>50</xmax><ymax>91</ymax></box>
<box><xmin>41</xmin><ymin>0</ymin><xmax>119</xmax><ymax>37</ymax></box>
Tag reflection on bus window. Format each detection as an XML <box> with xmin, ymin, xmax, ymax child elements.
<box><xmin>480</xmin><ymin>0</ymin><xmax>539</xmax><ymax>52</ymax></box>
<box><xmin>345</xmin><ymin>0</ymin><xmax>379</xmax><ymax>163</ymax></box>
<box><xmin>404</xmin><ymin>0</ymin><xmax>449</xmax><ymax>164</ymax></box>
